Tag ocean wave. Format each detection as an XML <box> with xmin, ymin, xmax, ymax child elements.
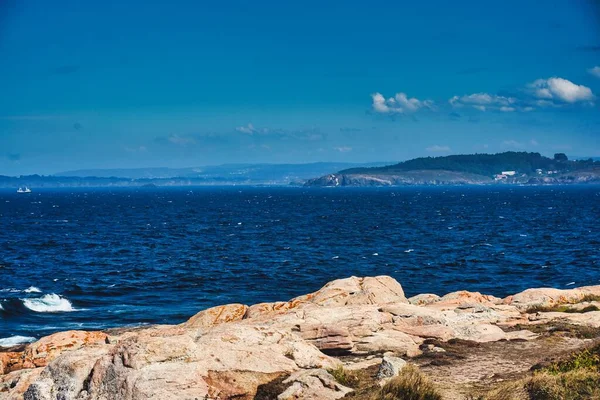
<box><xmin>24</xmin><ymin>286</ymin><xmax>42</xmax><ymax>293</ymax></box>
<box><xmin>22</xmin><ymin>294</ymin><xmax>76</xmax><ymax>313</ymax></box>
<box><xmin>0</xmin><ymin>335</ymin><xmax>36</xmax><ymax>347</ymax></box>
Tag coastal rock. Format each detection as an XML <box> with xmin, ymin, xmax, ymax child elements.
<box><xmin>0</xmin><ymin>331</ymin><xmax>107</xmax><ymax>376</ymax></box>
<box><xmin>283</xmin><ymin>276</ymin><xmax>408</xmax><ymax>308</ymax></box>
<box><xmin>528</xmin><ymin>311</ymin><xmax>600</xmax><ymax>328</ymax></box>
<box><xmin>304</xmin><ymin>170</ymin><xmax>493</xmax><ymax>187</ymax></box>
<box><xmin>277</xmin><ymin>369</ymin><xmax>353</xmax><ymax>400</ymax></box>
<box><xmin>505</xmin><ymin>286</ymin><xmax>600</xmax><ymax>311</ymax></box>
<box><xmin>183</xmin><ymin>303</ymin><xmax>248</xmax><ymax>329</ymax></box>
<box><xmin>246</xmin><ymin>276</ymin><xmax>407</xmax><ymax>320</ymax></box>
<box><xmin>431</xmin><ymin>291</ymin><xmax>502</xmax><ymax>309</ymax></box>
<box><xmin>376</xmin><ymin>355</ymin><xmax>407</xmax><ymax>380</ymax></box>
<box><xmin>3</xmin><ymin>277</ymin><xmax>600</xmax><ymax>400</ymax></box>
<box><xmin>453</xmin><ymin>324</ymin><xmax>507</xmax><ymax>342</ymax></box>
<box><xmin>408</xmin><ymin>293</ymin><xmax>440</xmax><ymax>306</ymax></box>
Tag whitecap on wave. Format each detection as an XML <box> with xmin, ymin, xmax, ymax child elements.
<box><xmin>24</xmin><ymin>286</ymin><xmax>42</xmax><ymax>293</ymax></box>
<box><xmin>0</xmin><ymin>288</ymin><xmax>21</xmax><ymax>293</ymax></box>
<box><xmin>22</xmin><ymin>294</ymin><xmax>76</xmax><ymax>313</ymax></box>
<box><xmin>0</xmin><ymin>335</ymin><xmax>36</xmax><ymax>347</ymax></box>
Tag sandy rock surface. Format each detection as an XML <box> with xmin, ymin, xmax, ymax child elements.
<box><xmin>2</xmin><ymin>276</ymin><xmax>599</xmax><ymax>400</ymax></box>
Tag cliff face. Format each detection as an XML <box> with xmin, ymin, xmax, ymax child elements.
<box><xmin>1</xmin><ymin>276</ymin><xmax>600</xmax><ymax>400</ymax></box>
<box><xmin>305</xmin><ymin>170</ymin><xmax>492</xmax><ymax>187</ymax></box>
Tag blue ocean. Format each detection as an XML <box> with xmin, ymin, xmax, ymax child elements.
<box><xmin>1</xmin><ymin>186</ymin><xmax>599</xmax><ymax>345</ymax></box>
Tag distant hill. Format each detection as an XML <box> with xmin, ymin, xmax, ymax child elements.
<box><xmin>339</xmin><ymin>152</ymin><xmax>598</xmax><ymax>176</ymax></box>
<box><xmin>0</xmin><ymin>162</ymin><xmax>392</xmax><ymax>188</ymax></box>
<box><xmin>55</xmin><ymin>162</ymin><xmax>390</xmax><ymax>181</ymax></box>
<box><xmin>305</xmin><ymin>152</ymin><xmax>600</xmax><ymax>187</ymax></box>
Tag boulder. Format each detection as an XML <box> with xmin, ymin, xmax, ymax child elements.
<box><xmin>408</xmin><ymin>293</ymin><xmax>440</xmax><ymax>306</ymax></box>
<box><xmin>376</xmin><ymin>355</ymin><xmax>407</xmax><ymax>380</ymax></box>
<box><xmin>183</xmin><ymin>303</ymin><xmax>248</xmax><ymax>329</ymax></box>
<box><xmin>277</xmin><ymin>369</ymin><xmax>353</xmax><ymax>400</ymax></box>
<box><xmin>505</xmin><ymin>287</ymin><xmax>600</xmax><ymax>311</ymax></box>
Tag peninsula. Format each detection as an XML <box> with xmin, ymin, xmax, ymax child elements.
<box><xmin>305</xmin><ymin>152</ymin><xmax>600</xmax><ymax>187</ymax></box>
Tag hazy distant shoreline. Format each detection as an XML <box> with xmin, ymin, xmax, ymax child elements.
<box><xmin>3</xmin><ymin>152</ymin><xmax>599</xmax><ymax>188</ymax></box>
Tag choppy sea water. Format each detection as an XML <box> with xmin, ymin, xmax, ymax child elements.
<box><xmin>1</xmin><ymin>186</ymin><xmax>599</xmax><ymax>344</ymax></box>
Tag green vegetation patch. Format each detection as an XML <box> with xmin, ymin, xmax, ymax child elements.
<box><xmin>328</xmin><ymin>365</ymin><xmax>364</xmax><ymax>389</ymax></box>
<box><xmin>473</xmin><ymin>344</ymin><xmax>600</xmax><ymax>400</ymax></box>
<box><xmin>542</xmin><ymin>344</ymin><xmax>600</xmax><ymax>375</ymax></box>
<box><xmin>525</xmin><ymin>304</ymin><xmax>599</xmax><ymax>314</ymax></box>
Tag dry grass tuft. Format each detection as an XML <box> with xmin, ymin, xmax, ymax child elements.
<box><xmin>368</xmin><ymin>364</ymin><xmax>442</xmax><ymax>400</ymax></box>
<box><xmin>525</xmin><ymin>304</ymin><xmax>599</xmax><ymax>314</ymax></box>
<box><xmin>526</xmin><ymin>369</ymin><xmax>600</xmax><ymax>400</ymax></box>
<box><xmin>328</xmin><ymin>365</ymin><xmax>363</xmax><ymax>388</ymax></box>
<box><xmin>472</xmin><ymin>343</ymin><xmax>600</xmax><ymax>400</ymax></box>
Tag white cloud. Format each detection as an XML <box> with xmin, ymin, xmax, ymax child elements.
<box><xmin>235</xmin><ymin>124</ymin><xmax>325</xmax><ymax>141</ymax></box>
<box><xmin>426</xmin><ymin>145</ymin><xmax>451</xmax><ymax>152</ymax></box>
<box><xmin>235</xmin><ymin>123</ymin><xmax>272</xmax><ymax>135</ymax></box>
<box><xmin>446</xmin><ymin>76</ymin><xmax>594</xmax><ymax>113</ymax></box>
<box><xmin>168</xmin><ymin>134</ymin><xmax>196</xmax><ymax>146</ymax></box>
<box><xmin>588</xmin><ymin>66</ymin><xmax>600</xmax><ymax>78</ymax></box>
<box><xmin>124</xmin><ymin>145</ymin><xmax>147</xmax><ymax>153</ymax></box>
<box><xmin>372</xmin><ymin>93</ymin><xmax>390</xmax><ymax>113</ymax></box>
<box><xmin>333</xmin><ymin>146</ymin><xmax>352</xmax><ymax>153</ymax></box>
<box><xmin>502</xmin><ymin>140</ymin><xmax>525</xmax><ymax>149</ymax></box>
<box><xmin>449</xmin><ymin>93</ymin><xmax>517</xmax><ymax>112</ymax></box>
<box><xmin>371</xmin><ymin>92</ymin><xmax>433</xmax><ymax>114</ymax></box>
<box><xmin>528</xmin><ymin>77</ymin><xmax>594</xmax><ymax>103</ymax></box>
<box><xmin>235</xmin><ymin>123</ymin><xmax>261</xmax><ymax>134</ymax></box>
<box><xmin>530</xmin><ymin>139</ymin><xmax>539</xmax><ymax>146</ymax></box>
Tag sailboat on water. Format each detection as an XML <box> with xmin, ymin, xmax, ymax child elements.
<box><xmin>17</xmin><ymin>186</ymin><xmax>32</xmax><ymax>193</ymax></box>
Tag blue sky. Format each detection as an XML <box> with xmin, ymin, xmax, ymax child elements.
<box><xmin>1</xmin><ymin>0</ymin><xmax>599</xmax><ymax>175</ymax></box>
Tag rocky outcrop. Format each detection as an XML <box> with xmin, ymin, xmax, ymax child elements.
<box><xmin>2</xmin><ymin>276</ymin><xmax>600</xmax><ymax>399</ymax></box>
<box><xmin>304</xmin><ymin>171</ymin><xmax>493</xmax><ymax>187</ymax></box>
<box><xmin>503</xmin><ymin>286</ymin><xmax>600</xmax><ymax>311</ymax></box>
<box><xmin>527</xmin><ymin>168</ymin><xmax>600</xmax><ymax>184</ymax></box>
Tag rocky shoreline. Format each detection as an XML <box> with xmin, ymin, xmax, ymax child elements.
<box><xmin>303</xmin><ymin>169</ymin><xmax>600</xmax><ymax>187</ymax></box>
<box><xmin>2</xmin><ymin>276</ymin><xmax>600</xmax><ymax>399</ymax></box>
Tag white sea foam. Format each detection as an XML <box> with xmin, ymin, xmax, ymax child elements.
<box><xmin>22</xmin><ymin>294</ymin><xmax>75</xmax><ymax>313</ymax></box>
<box><xmin>566</xmin><ymin>282</ymin><xmax>576</xmax><ymax>286</ymax></box>
<box><xmin>372</xmin><ymin>252</ymin><xmax>379</xmax><ymax>256</ymax></box>
<box><xmin>332</xmin><ymin>256</ymin><xmax>339</xmax><ymax>259</ymax></box>
<box><xmin>24</xmin><ymin>286</ymin><xmax>42</xmax><ymax>293</ymax></box>
<box><xmin>0</xmin><ymin>288</ymin><xmax>21</xmax><ymax>293</ymax></box>
<box><xmin>404</xmin><ymin>249</ymin><xmax>414</xmax><ymax>253</ymax></box>
<box><xmin>0</xmin><ymin>336</ymin><xmax>36</xmax><ymax>347</ymax></box>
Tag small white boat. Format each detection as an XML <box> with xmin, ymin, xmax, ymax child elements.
<box><xmin>17</xmin><ymin>186</ymin><xmax>32</xmax><ymax>193</ymax></box>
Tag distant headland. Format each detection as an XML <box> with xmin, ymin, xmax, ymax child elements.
<box><xmin>305</xmin><ymin>152</ymin><xmax>600</xmax><ymax>187</ymax></box>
